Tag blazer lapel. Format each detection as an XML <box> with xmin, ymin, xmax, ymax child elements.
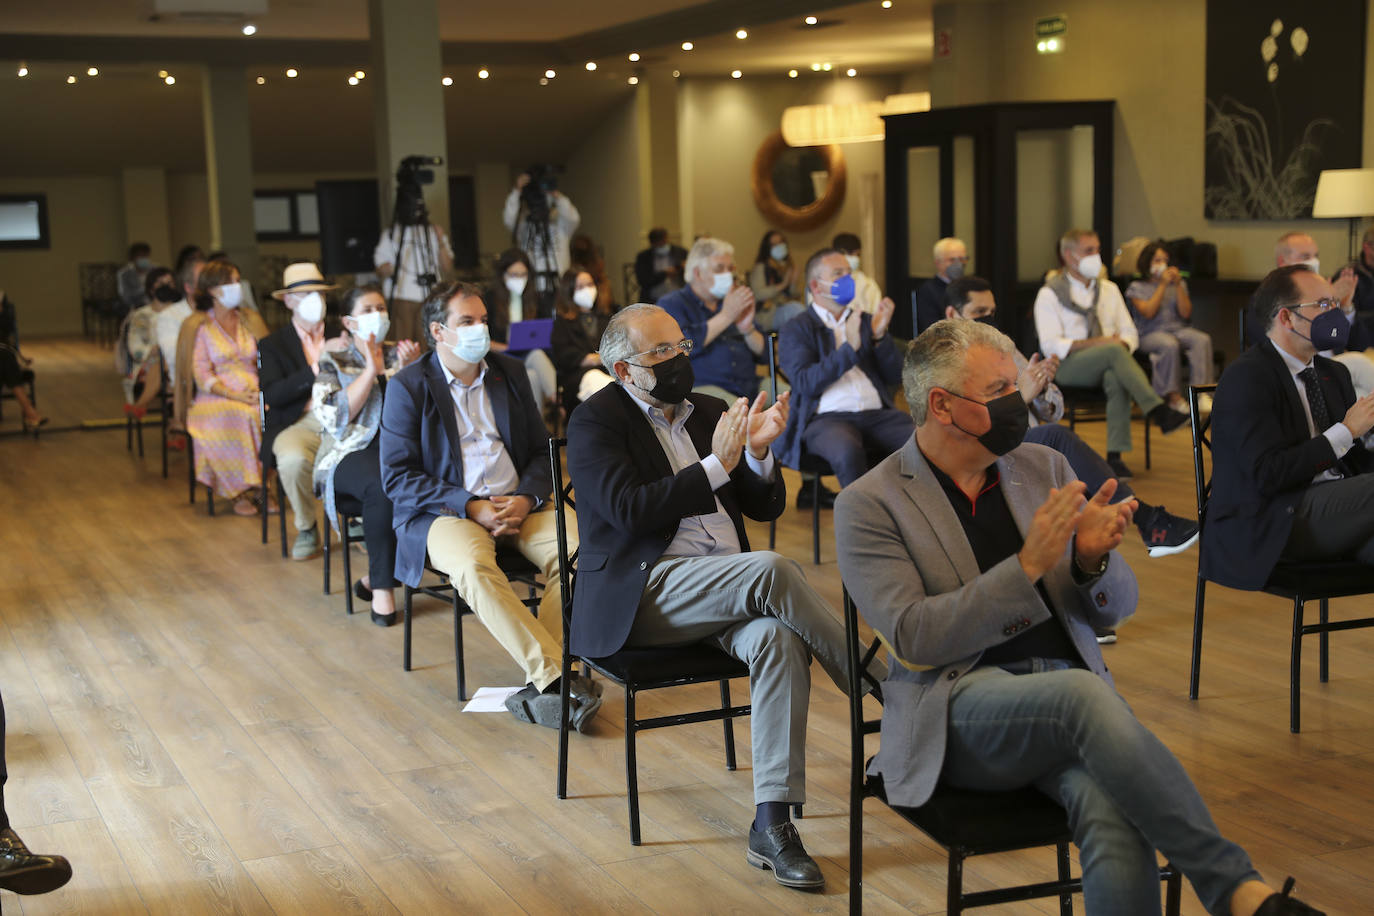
<box><xmin>422</xmin><ymin>354</ymin><xmax>463</xmax><ymax>466</ymax></box>
<box><xmin>613</xmin><ymin>385</ymin><xmax>676</xmax><ymax>479</ymax></box>
<box><xmin>994</xmin><ymin>450</ymin><xmax>1041</xmax><ymax>537</ymax></box>
<box><xmin>1260</xmin><ymin>339</ymin><xmax>1310</xmax><ymax>431</ymax></box>
<box><xmin>898</xmin><ymin>439</ymin><xmax>981</xmax><ymax>583</ymax></box>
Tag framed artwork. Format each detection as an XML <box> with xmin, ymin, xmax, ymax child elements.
<box><xmin>1204</xmin><ymin>1</ymin><xmax>1366</xmax><ymax>219</ymax></box>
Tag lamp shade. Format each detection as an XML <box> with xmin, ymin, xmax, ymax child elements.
<box><xmin>1311</xmin><ymin>168</ymin><xmax>1374</xmax><ymax>218</ymax></box>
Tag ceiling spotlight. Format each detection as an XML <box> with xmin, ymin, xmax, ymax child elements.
<box><xmin>731</xmin><ymin>69</ymin><xmax>742</xmax><ymax>79</ymax></box>
<box><xmin>585</xmin><ymin>61</ymin><xmax>597</xmax><ymax>71</ymax></box>
<box><xmin>158</xmin><ymin>69</ymin><xmax>168</xmax><ymax>78</ymax></box>
<box><xmin>628</xmin><ymin>76</ymin><xmax>639</xmax><ymax>85</ymax></box>
<box><xmin>628</xmin><ymin>52</ymin><xmax>640</xmax><ymax>62</ymax></box>
<box><xmin>242</xmin><ymin>23</ymin><xmax>257</xmax><ymax>35</ymax></box>
<box><xmin>539</xmin><ymin>77</ymin><xmax>549</xmax><ymax>85</ymax></box>
<box><xmin>847</xmin><ymin>68</ymin><xmax>857</xmax><ymax>76</ymax></box>
<box><xmin>672</xmin><ymin>70</ymin><xmax>680</xmax><ymax>78</ymax></box>
<box><xmin>810</xmin><ymin>62</ymin><xmax>821</xmax><ymax>71</ymax></box>
<box><xmin>441</xmin><ymin>76</ymin><xmax>453</xmax><ymax>86</ymax></box>
<box><xmin>285</xmin><ymin>68</ymin><xmax>299</xmax><ymax>78</ymax></box>
<box><xmin>478</xmin><ymin>68</ymin><xmax>490</xmax><ymax>79</ymax></box>
<box><xmin>256</xmin><ymin>76</ymin><xmax>265</xmax><ymax>84</ymax></box>
<box><xmin>348</xmin><ymin>76</ymin><xmax>359</xmax><ymax>85</ymax></box>
<box><xmin>788</xmin><ymin>69</ymin><xmax>798</xmax><ymax>78</ymax></box>
<box><xmin>736</xmin><ymin>29</ymin><xmax>748</xmax><ymax>39</ymax></box>
<box><xmin>545</xmin><ymin>68</ymin><xmax>556</xmax><ymax>78</ymax></box>
<box><xmin>66</xmin><ymin>75</ymin><xmax>77</xmax><ymax>84</ymax></box>
<box><xmin>164</xmin><ymin>75</ymin><xmax>176</xmax><ymax>85</ymax></box>
<box><xmin>17</xmin><ymin>65</ymin><xmax>29</xmax><ymax>77</ymax></box>
<box><xmin>805</xmin><ymin>15</ymin><xmax>818</xmax><ymax>24</ymax></box>
<box><xmin>882</xmin><ymin>0</ymin><xmax>892</xmax><ymax>6</ymax></box>
<box><xmin>681</xmin><ymin>41</ymin><xmax>694</xmax><ymax>51</ymax></box>
<box><xmin>87</xmin><ymin>66</ymin><xmax>99</xmax><ymax>76</ymax></box>
<box><xmin>822</xmin><ymin>62</ymin><xmax>832</xmax><ymax>71</ymax></box>
<box><xmin>354</xmin><ymin>70</ymin><xmax>365</xmax><ymax>79</ymax></box>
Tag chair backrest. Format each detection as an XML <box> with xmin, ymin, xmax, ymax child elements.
<box><xmin>549</xmin><ymin>437</ymin><xmax>578</xmax><ymax>628</ymax></box>
<box><xmin>765</xmin><ymin>331</ymin><xmax>780</xmax><ymax>402</ymax></box>
<box><xmin>255</xmin><ymin>350</ymin><xmax>272</xmax><ymax>468</ymax></box>
<box><xmin>843</xmin><ymin>587</ymin><xmax>885</xmax><ymax>779</ymax></box>
<box><xmin>1187</xmin><ymin>384</ymin><xmax>1218</xmax><ymax>525</ymax></box>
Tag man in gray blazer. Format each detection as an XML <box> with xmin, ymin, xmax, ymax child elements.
<box><xmin>834</xmin><ymin>319</ymin><xmax>1322</xmax><ymax>916</ymax></box>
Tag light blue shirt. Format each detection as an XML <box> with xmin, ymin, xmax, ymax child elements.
<box><xmin>624</xmin><ymin>390</ymin><xmax>775</xmax><ymax>558</ymax></box>
<box><xmin>438</xmin><ymin>357</ymin><xmax>520</xmax><ymax>498</ymax></box>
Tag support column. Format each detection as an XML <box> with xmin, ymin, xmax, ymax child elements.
<box><xmin>201</xmin><ymin>65</ymin><xmax>258</xmax><ymax>285</ymax></box>
<box><xmin>121</xmin><ymin>168</ymin><xmax>171</xmax><ymax>267</ymax></box>
<box><xmin>368</xmin><ymin>0</ymin><xmax>449</xmax><ymax>234</ymax></box>
<box><xmin>636</xmin><ymin>73</ymin><xmax>681</xmax><ymax>242</ymax></box>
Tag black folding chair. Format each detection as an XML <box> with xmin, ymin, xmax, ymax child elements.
<box><xmin>1187</xmin><ymin>384</ymin><xmax>1374</xmax><ymax>732</ymax></box>
<box><xmin>764</xmin><ymin>331</ymin><xmax>834</xmax><ymax>565</ymax></box>
<box><xmin>184</xmin><ymin>433</ymin><xmax>215</xmax><ymax>515</ymax></box>
<box><xmin>843</xmin><ymin>588</ymin><xmax>1180</xmax><ymax>914</ymax></box>
<box><xmin>550</xmin><ymin>437</ymin><xmax>798</xmax><ymax>845</ymax></box>
<box><xmin>255</xmin><ymin>353</ymin><xmax>289</xmax><ymax>557</ymax></box>
<box><xmin>321</xmin><ymin>494</ymin><xmax>364</xmax><ymax>615</ymax></box>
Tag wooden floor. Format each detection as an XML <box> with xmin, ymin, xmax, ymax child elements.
<box><xmin>2</xmin><ymin>339</ymin><xmax>1373</xmax><ymax>915</ymax></box>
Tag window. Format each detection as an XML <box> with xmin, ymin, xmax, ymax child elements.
<box><xmin>253</xmin><ymin>190</ymin><xmax>318</xmax><ymax>240</ymax></box>
<box><xmin>0</xmin><ymin>194</ymin><xmax>51</xmax><ymax>249</ymax></box>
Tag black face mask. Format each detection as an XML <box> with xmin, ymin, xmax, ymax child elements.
<box><xmin>153</xmin><ymin>286</ymin><xmax>181</xmax><ymax>304</ymax></box>
<box><xmin>628</xmin><ymin>353</ymin><xmax>695</xmax><ymax>404</ymax></box>
<box><xmin>947</xmin><ymin>389</ymin><xmax>1028</xmax><ymax>456</ymax></box>
<box><xmin>974</xmin><ymin>314</ymin><xmax>997</xmax><ymax>326</ymax></box>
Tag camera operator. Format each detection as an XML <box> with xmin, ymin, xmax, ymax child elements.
<box><xmin>502</xmin><ymin>169</ymin><xmax>580</xmax><ymax>294</ymax></box>
<box><xmin>374</xmin><ymin>170</ymin><xmax>453</xmax><ymax>346</ymax></box>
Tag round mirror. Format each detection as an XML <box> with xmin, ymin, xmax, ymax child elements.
<box><xmin>751</xmin><ymin>131</ymin><xmax>846</xmax><ymax>232</ymax></box>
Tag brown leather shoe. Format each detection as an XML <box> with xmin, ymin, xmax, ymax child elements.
<box><xmin>0</xmin><ymin>828</ymin><xmax>72</xmax><ymax>895</ymax></box>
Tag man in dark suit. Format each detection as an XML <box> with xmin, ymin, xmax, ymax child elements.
<box><xmin>379</xmin><ymin>281</ymin><xmax>601</xmax><ymax>731</ymax></box>
<box><xmin>566</xmin><ymin>304</ymin><xmax>858</xmax><ymax>890</ymax></box>
<box><xmin>1206</xmin><ymin>265</ymin><xmax>1374</xmax><ymax>591</ymax></box>
<box><xmin>837</xmin><ymin>318</ymin><xmax>1324</xmax><ymax>916</ymax></box>
<box><xmin>259</xmin><ymin>262</ymin><xmax>338</xmax><ymax>560</ymax></box>
<box><xmin>913</xmin><ymin>236</ymin><xmax>967</xmax><ymax>334</ymax></box>
<box><xmin>633</xmin><ymin>227</ymin><xmax>687</xmax><ymax>302</ymax></box>
<box><xmin>774</xmin><ymin>248</ymin><xmax>911</xmax><ymax>487</ymax></box>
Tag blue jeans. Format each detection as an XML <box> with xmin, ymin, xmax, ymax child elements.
<box><xmin>1026</xmin><ymin>423</ymin><xmax>1136</xmax><ymax>502</ymax></box>
<box><xmin>942</xmin><ymin>665</ymin><xmax>1260</xmax><ymax>915</ymax></box>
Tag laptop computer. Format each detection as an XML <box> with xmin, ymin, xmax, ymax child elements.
<box><xmin>505</xmin><ymin>318</ymin><xmax>554</xmax><ymax>354</ymax></box>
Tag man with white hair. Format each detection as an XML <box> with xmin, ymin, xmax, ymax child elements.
<box><xmin>914</xmin><ymin>237</ymin><xmax>969</xmax><ymax>334</ymax></box>
<box><xmin>1273</xmin><ymin>231</ymin><xmax>1374</xmax><ymax>396</ymax></box>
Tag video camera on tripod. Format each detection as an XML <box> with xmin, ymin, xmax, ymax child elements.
<box><xmin>384</xmin><ymin>154</ymin><xmax>445</xmax><ymax>311</ymax></box>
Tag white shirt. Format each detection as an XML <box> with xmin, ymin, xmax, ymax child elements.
<box><xmin>374</xmin><ymin>224</ymin><xmax>454</xmax><ymax>302</ymax></box>
<box><xmin>1033</xmin><ymin>274</ymin><xmax>1139</xmax><ymax>360</ymax></box>
<box><xmin>810</xmin><ymin>303</ymin><xmax>884</xmax><ymax>415</ymax></box>
<box><xmin>154</xmin><ymin>299</ymin><xmax>193</xmax><ymax>384</ymax></box>
<box><xmin>438</xmin><ymin>357</ymin><xmax>520</xmax><ymax>498</ymax></box>
<box><xmin>625</xmin><ymin>391</ymin><xmax>775</xmax><ymax>559</ymax></box>
<box><xmin>502</xmin><ymin>189</ymin><xmax>581</xmax><ymax>277</ymax></box>
<box><xmin>1273</xmin><ymin>343</ymin><xmax>1353</xmax><ymax>483</ymax></box>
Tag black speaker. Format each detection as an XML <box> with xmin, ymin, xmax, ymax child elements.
<box><xmin>316</xmin><ymin>179</ymin><xmax>380</xmax><ymax>275</ymax></box>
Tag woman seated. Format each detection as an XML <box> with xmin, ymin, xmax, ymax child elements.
<box><xmin>550</xmin><ymin>268</ymin><xmax>615</xmax><ymax>415</ymax></box>
<box><xmin>747</xmin><ymin>229</ymin><xmax>807</xmax><ymax>333</ymax></box>
<box><xmin>483</xmin><ymin>248</ymin><xmax>557</xmax><ymax>410</ymax></box>
<box><xmin>311</xmin><ymin>286</ymin><xmax>421</xmax><ymax>626</ymax></box>
<box><xmin>184</xmin><ymin>259</ymin><xmax>271</xmax><ymax>515</ymax></box>
<box><xmin>119</xmin><ymin>267</ymin><xmax>181</xmax><ymax>418</ymax></box>
<box><xmin>0</xmin><ymin>290</ymin><xmax>44</xmax><ymax>431</ymax></box>
<box><xmin>1125</xmin><ymin>242</ymin><xmax>1214</xmax><ymax>412</ymax></box>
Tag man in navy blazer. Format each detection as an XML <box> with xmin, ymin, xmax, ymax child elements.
<box><xmin>1206</xmin><ymin>265</ymin><xmax>1374</xmax><ymax>591</ymax></box>
<box><xmin>566</xmin><ymin>304</ymin><xmax>860</xmax><ymax>891</ymax></box>
<box><xmin>380</xmin><ymin>280</ymin><xmax>600</xmax><ymax>731</ymax></box>
<box><xmin>773</xmin><ymin>248</ymin><xmax>911</xmax><ymax>486</ymax></box>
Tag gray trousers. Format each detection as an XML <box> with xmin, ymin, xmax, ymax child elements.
<box><xmin>1282</xmin><ymin>475</ymin><xmax>1374</xmax><ymax>565</ymax></box>
<box><xmin>1140</xmin><ymin>328</ymin><xmax>1213</xmax><ymax>397</ymax></box>
<box><xmin>628</xmin><ymin>551</ymin><xmax>852</xmax><ymax>805</ymax></box>
<box><xmin>1054</xmin><ymin>342</ymin><xmax>1164</xmax><ymax>454</ymax></box>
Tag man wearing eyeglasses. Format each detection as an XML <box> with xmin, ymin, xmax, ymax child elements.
<box><xmin>566</xmin><ymin>304</ymin><xmax>866</xmax><ymax>891</ymax></box>
<box><xmin>1206</xmin><ymin>265</ymin><xmax>1374</xmax><ymax>593</ymax></box>
<box><xmin>1273</xmin><ymin>231</ymin><xmax>1374</xmax><ymax>396</ymax></box>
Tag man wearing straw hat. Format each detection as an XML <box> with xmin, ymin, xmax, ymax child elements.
<box><xmin>261</xmin><ymin>262</ymin><xmax>339</xmax><ymax>560</ymax></box>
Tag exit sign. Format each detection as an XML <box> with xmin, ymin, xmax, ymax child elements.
<box><xmin>1035</xmin><ymin>14</ymin><xmax>1067</xmax><ymax>38</ymax></box>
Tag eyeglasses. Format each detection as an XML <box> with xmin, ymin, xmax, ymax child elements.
<box><xmin>628</xmin><ymin>339</ymin><xmax>694</xmax><ymax>361</ymax></box>
<box><xmin>1287</xmin><ymin>298</ymin><xmax>1341</xmax><ymax>312</ymax></box>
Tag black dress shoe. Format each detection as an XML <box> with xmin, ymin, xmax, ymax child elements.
<box><xmin>746</xmin><ymin>822</ymin><xmax>824</xmax><ymax>889</ymax></box>
<box><xmin>0</xmin><ymin>828</ymin><xmax>73</xmax><ymax>896</ymax></box>
<box><xmin>371</xmin><ymin>609</ymin><xmax>396</xmax><ymax>627</ymax></box>
<box><xmin>1254</xmin><ymin>877</ymin><xmax>1325</xmax><ymax>915</ymax></box>
<box><xmin>795</xmin><ymin>483</ymin><xmax>837</xmax><ymax>511</ymax></box>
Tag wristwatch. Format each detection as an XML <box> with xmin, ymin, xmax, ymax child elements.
<box><xmin>1074</xmin><ymin>553</ymin><xmax>1109</xmax><ymax>577</ymax></box>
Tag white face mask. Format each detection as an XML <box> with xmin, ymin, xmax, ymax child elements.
<box><xmin>1301</xmin><ymin>257</ymin><xmax>1321</xmax><ymax>275</ymax></box>
<box><xmin>654</xmin><ymin>245</ymin><xmax>671</xmax><ymax>256</ymax></box>
<box><xmin>770</xmin><ymin>243</ymin><xmax>789</xmax><ymax>261</ymax></box>
<box><xmin>446</xmin><ymin>323</ymin><xmax>490</xmax><ymax>364</ymax></box>
<box><xmin>353</xmin><ymin>310</ymin><xmax>390</xmax><ymax>342</ymax></box>
<box><xmin>846</xmin><ymin>254</ymin><xmax>861</xmax><ymax>272</ymax></box>
<box><xmin>1150</xmin><ymin>261</ymin><xmax>1167</xmax><ymax>278</ymax></box>
<box><xmin>1075</xmin><ymin>253</ymin><xmax>1103</xmax><ymax>279</ymax></box>
<box><xmin>216</xmin><ymin>283</ymin><xmax>242</xmax><ymax>309</ymax></box>
<box><xmin>294</xmin><ymin>291</ymin><xmax>325</xmax><ymax>324</ymax></box>
<box><xmin>505</xmin><ymin>274</ymin><xmax>528</xmax><ymax>296</ymax></box>
<box><xmin>573</xmin><ymin>286</ymin><xmax>597</xmax><ymax>310</ymax></box>
<box><xmin>709</xmin><ymin>270</ymin><xmax>733</xmax><ymax>300</ymax></box>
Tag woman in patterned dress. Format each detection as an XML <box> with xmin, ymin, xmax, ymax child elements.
<box><xmin>186</xmin><ymin>259</ymin><xmax>269</xmax><ymax>516</ymax></box>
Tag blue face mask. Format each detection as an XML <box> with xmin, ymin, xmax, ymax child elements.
<box><xmin>1292</xmin><ymin>307</ymin><xmax>1350</xmax><ymax>351</ymax></box>
<box><xmin>829</xmin><ymin>273</ymin><xmax>856</xmax><ymax>307</ymax></box>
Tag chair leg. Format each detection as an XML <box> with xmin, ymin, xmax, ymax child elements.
<box><xmin>1056</xmin><ymin>841</ymin><xmax>1073</xmax><ymax>915</ymax></box>
<box><xmin>947</xmin><ymin>848</ymin><xmax>963</xmax><ymax>916</ymax></box>
<box><xmin>160</xmin><ymin>412</ymin><xmax>168</xmax><ymax>479</ymax></box>
<box><xmin>625</xmin><ymin>688</ymin><xmax>642</xmax><ymax>846</ymax></box>
<box><xmin>126</xmin><ymin>415</ymin><xmax>133</xmax><ymax>452</ymax></box>
<box><xmin>341</xmin><ymin>518</ymin><xmax>354</xmax><ymax>616</ymax></box>
<box><xmin>556</xmin><ymin>649</ymin><xmax>575</xmax><ymax>801</ymax></box>
<box><xmin>1189</xmin><ymin>576</ymin><xmax>1207</xmax><ymax>700</ymax></box>
<box><xmin>187</xmin><ymin>438</ymin><xmax>196</xmax><ymax>504</ymax></box>
<box><xmin>206</xmin><ymin>485</ymin><xmax>215</xmax><ymax>516</ymax></box>
<box><xmin>403</xmin><ymin>586</ymin><xmax>414</xmax><ymax>671</ymax></box>
<box><xmin>768</xmin><ymin>517</ymin><xmax>776</xmax><ymax>550</ymax></box>
<box><xmin>719</xmin><ymin>680</ymin><xmax>737</xmax><ymax>770</ymax></box>
<box><xmin>453</xmin><ymin>591</ymin><xmax>467</xmax><ymax>702</ymax></box>
<box><xmin>1144</xmin><ymin>414</ymin><xmax>1152</xmax><ymax>470</ymax></box>
<box><xmin>277</xmin><ymin>475</ymin><xmax>288</xmax><ymax>559</ymax></box>
<box><xmin>322</xmin><ymin>519</ymin><xmax>332</xmax><ymax>596</ymax></box>
<box><xmin>1291</xmin><ymin>597</ymin><xmax>1304</xmax><ymax>734</ymax></box>
<box><xmin>811</xmin><ymin>475</ymin><xmax>821</xmax><ymax>566</ymax></box>
<box><xmin>1319</xmin><ymin>598</ymin><xmax>1329</xmax><ymax>683</ymax></box>
<box><xmin>1164</xmin><ymin>862</ymin><xmax>1182</xmax><ymax>915</ymax></box>
<box><xmin>136</xmin><ymin>415</ymin><xmax>145</xmax><ymax>457</ymax></box>
<box><xmin>260</xmin><ymin>465</ymin><xmax>269</xmax><ymax>546</ymax></box>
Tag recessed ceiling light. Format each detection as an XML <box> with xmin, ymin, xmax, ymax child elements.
<box><xmin>672</xmin><ymin>70</ymin><xmax>680</xmax><ymax>78</ymax></box>
<box><xmin>805</xmin><ymin>15</ymin><xmax>818</xmax><ymax>25</ymax></box>
<box><xmin>545</xmin><ymin>68</ymin><xmax>556</xmax><ymax>78</ymax></box>
<box><xmin>66</xmin><ymin>75</ymin><xmax>77</xmax><ymax>84</ymax></box>
<box><xmin>539</xmin><ymin>77</ymin><xmax>549</xmax><ymax>85</ymax></box>
<box><xmin>17</xmin><ymin>65</ymin><xmax>29</xmax><ymax>77</ymax></box>
<box><xmin>242</xmin><ymin>23</ymin><xmax>257</xmax><ymax>35</ymax></box>
<box><xmin>86</xmin><ymin>66</ymin><xmax>99</xmax><ymax>76</ymax></box>
<box><xmin>788</xmin><ymin>69</ymin><xmax>798</xmax><ymax>78</ymax></box>
<box><xmin>681</xmin><ymin>41</ymin><xmax>694</xmax><ymax>51</ymax></box>
<box><xmin>585</xmin><ymin>61</ymin><xmax>597</xmax><ymax>71</ymax></box>
<box><xmin>810</xmin><ymin>62</ymin><xmax>821</xmax><ymax>71</ymax></box>
<box><xmin>348</xmin><ymin>76</ymin><xmax>359</xmax><ymax>85</ymax></box>
<box><xmin>354</xmin><ymin>70</ymin><xmax>365</xmax><ymax>79</ymax></box>
<box><xmin>478</xmin><ymin>68</ymin><xmax>490</xmax><ymax>79</ymax></box>
<box><xmin>628</xmin><ymin>52</ymin><xmax>640</xmax><ymax>62</ymax></box>
<box><xmin>731</xmin><ymin>69</ymin><xmax>742</xmax><ymax>79</ymax></box>
<box><xmin>847</xmin><ymin>68</ymin><xmax>858</xmax><ymax>76</ymax></box>
<box><xmin>822</xmin><ymin>62</ymin><xmax>832</xmax><ymax>71</ymax></box>
<box><xmin>441</xmin><ymin>76</ymin><xmax>453</xmax><ymax>86</ymax></box>
<box><xmin>881</xmin><ymin>0</ymin><xmax>892</xmax><ymax>7</ymax></box>
<box><xmin>256</xmin><ymin>76</ymin><xmax>265</xmax><ymax>84</ymax></box>
<box><xmin>285</xmin><ymin>68</ymin><xmax>299</xmax><ymax>78</ymax></box>
<box><xmin>628</xmin><ymin>76</ymin><xmax>639</xmax><ymax>85</ymax></box>
<box><xmin>164</xmin><ymin>75</ymin><xmax>176</xmax><ymax>85</ymax></box>
<box><xmin>158</xmin><ymin>69</ymin><xmax>168</xmax><ymax>78</ymax></box>
<box><xmin>736</xmin><ymin>29</ymin><xmax>748</xmax><ymax>39</ymax></box>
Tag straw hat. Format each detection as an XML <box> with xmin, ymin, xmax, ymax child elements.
<box><xmin>271</xmin><ymin>262</ymin><xmax>337</xmax><ymax>300</ymax></box>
